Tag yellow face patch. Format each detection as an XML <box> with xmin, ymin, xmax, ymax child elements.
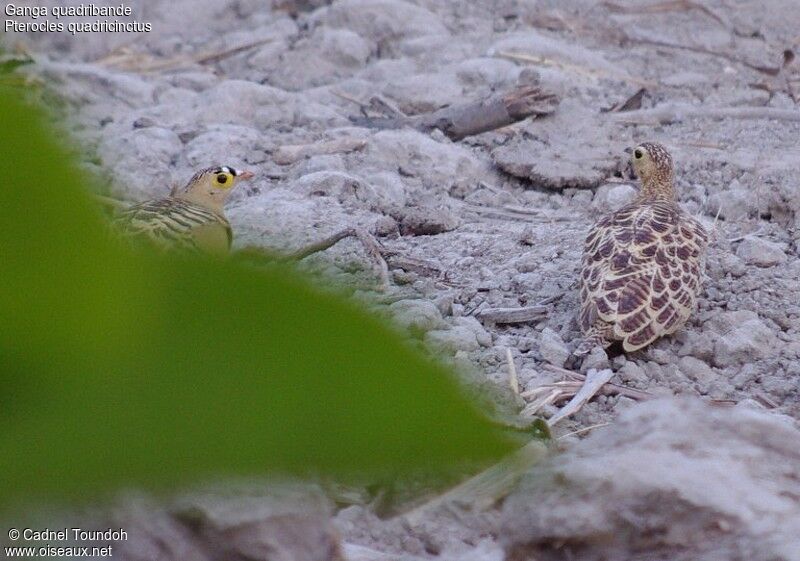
<box><xmin>212</xmin><ymin>171</ymin><xmax>235</xmax><ymax>189</ymax></box>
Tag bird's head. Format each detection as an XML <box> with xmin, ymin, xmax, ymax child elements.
<box><xmin>627</xmin><ymin>142</ymin><xmax>675</xmax><ymax>200</ymax></box>
<box><xmin>176</xmin><ymin>166</ymin><xmax>255</xmax><ymax>209</ymax></box>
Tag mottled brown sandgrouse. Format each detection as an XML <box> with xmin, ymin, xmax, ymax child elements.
<box><xmin>576</xmin><ymin>142</ymin><xmax>708</xmax><ymax>354</ymax></box>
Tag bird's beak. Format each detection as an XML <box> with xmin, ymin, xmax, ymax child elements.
<box><xmin>238</xmin><ymin>170</ymin><xmax>255</xmax><ymax>180</ymax></box>
<box><xmin>623</xmin><ymin>147</ymin><xmax>633</xmax><ymax>155</ymax></box>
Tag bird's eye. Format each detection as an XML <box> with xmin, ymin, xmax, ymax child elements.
<box><xmin>216</xmin><ymin>174</ymin><xmax>228</xmax><ymax>184</ymax></box>
<box><xmin>634</xmin><ymin>149</ymin><xmax>643</xmax><ymax>159</ymax></box>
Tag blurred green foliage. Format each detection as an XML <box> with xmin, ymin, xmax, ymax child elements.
<box><xmin>0</xmin><ymin>87</ymin><xmax>513</xmax><ymax>507</ymax></box>
<box><xmin>0</xmin><ymin>54</ymin><xmax>33</xmax><ymax>89</ymax></box>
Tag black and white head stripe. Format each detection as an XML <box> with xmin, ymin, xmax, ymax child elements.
<box><xmin>211</xmin><ymin>166</ymin><xmax>241</xmax><ymax>176</ymax></box>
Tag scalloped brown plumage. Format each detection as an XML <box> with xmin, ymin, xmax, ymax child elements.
<box><xmin>576</xmin><ymin>142</ymin><xmax>709</xmax><ymax>354</ymax></box>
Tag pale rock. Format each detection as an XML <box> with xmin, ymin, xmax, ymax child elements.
<box><xmin>197</xmin><ymin>81</ymin><xmax>293</xmax><ymax>127</ymax></box>
<box><xmin>580</xmin><ymin>346</ymin><xmax>609</xmax><ymax>373</ymax></box>
<box><xmin>454</xmin><ymin>57</ymin><xmax>520</xmax><ymax>88</ymax></box>
<box><xmin>712</xmin><ymin>316</ymin><xmax>777</xmax><ymax>368</ymax></box>
<box><xmin>703</xmin><ymin>310</ymin><xmax>760</xmax><ymax>335</ymax></box>
<box><xmin>372</xmin><ymin>215</ymin><xmax>400</xmax><ymax>237</ymax></box>
<box><xmin>181</xmin><ymin>125</ymin><xmax>263</xmax><ymax>170</ymax></box>
<box><xmin>293</xmin><ymin>155</ymin><xmax>347</xmax><ymax>177</ymax></box>
<box><xmin>678</xmin><ymin>356</ymin><xmax>716</xmax><ymax>392</ymax></box>
<box><xmin>538</xmin><ymin>327</ymin><xmax>569</xmax><ymax>367</ymax></box>
<box><xmin>592</xmin><ymin>183</ymin><xmax>636</xmax><ymax>212</ymax></box>
<box><xmin>736</xmin><ymin>236</ymin><xmax>787</xmax><ymax>268</ymax></box>
<box><xmin>99</xmin><ymin>127</ymin><xmax>184</xmax><ymax>199</ymax></box>
<box><xmin>172</xmin><ymin>482</ymin><xmax>340</xmax><ymax>561</ymax></box>
<box><xmin>389</xmin><ymin>299</ymin><xmax>445</xmax><ymax>334</ymax></box>
<box><xmin>365</xmin><ymin>172</ymin><xmax>409</xmax><ymax>211</ymax></box>
<box><xmin>383</xmin><ymin>72</ymin><xmax>464</xmax><ymax>114</ymax></box>
<box><xmin>453</xmin><ymin>316</ymin><xmax>492</xmax><ymax>347</ymax></box>
<box><xmin>396</xmin><ymin>204</ymin><xmax>461</xmax><ymax>236</ymax></box>
<box><xmin>501</xmin><ymin>398</ymin><xmax>800</xmax><ymax>561</ymax></box>
<box><xmin>290</xmin><ymin>171</ymin><xmax>377</xmax><ymax>207</ymax></box>
<box><xmin>617</xmin><ymin>361</ymin><xmax>648</xmax><ymax>386</ymax></box>
<box><xmin>717</xmin><ymin>252</ymin><xmax>747</xmax><ymax>277</ymax></box>
<box><xmin>707</xmin><ymin>179</ymin><xmax>757</xmax><ymax>220</ymax></box>
<box><xmin>365</xmin><ymin>129</ymin><xmax>484</xmax><ymax>194</ymax></box>
<box><xmin>320</xmin><ymin>0</ymin><xmax>449</xmax><ymax>52</ymax></box>
<box><xmin>425</xmin><ymin>327</ymin><xmax>480</xmax><ymax>354</ymax></box>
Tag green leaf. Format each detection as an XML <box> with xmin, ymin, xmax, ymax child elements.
<box><xmin>0</xmin><ymin>88</ymin><xmax>513</xmax><ymax>507</ymax></box>
<box><xmin>0</xmin><ymin>55</ymin><xmax>33</xmax><ymax>75</ymax></box>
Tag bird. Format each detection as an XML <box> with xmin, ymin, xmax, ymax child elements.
<box><xmin>115</xmin><ymin>166</ymin><xmax>254</xmax><ymax>255</ymax></box>
<box><xmin>576</xmin><ymin>142</ymin><xmax>709</xmax><ymax>355</ymax></box>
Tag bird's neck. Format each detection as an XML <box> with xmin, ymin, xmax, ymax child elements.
<box><xmin>636</xmin><ymin>177</ymin><xmax>676</xmax><ymax>203</ymax></box>
<box><xmin>177</xmin><ymin>191</ymin><xmax>226</xmax><ymax>215</ymax></box>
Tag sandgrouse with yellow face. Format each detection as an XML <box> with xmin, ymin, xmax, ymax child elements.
<box><xmin>577</xmin><ymin>142</ymin><xmax>708</xmax><ymax>354</ymax></box>
<box><xmin>116</xmin><ymin>166</ymin><xmax>254</xmax><ymax>255</ymax></box>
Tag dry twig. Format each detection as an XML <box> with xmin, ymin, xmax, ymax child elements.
<box><xmin>611</xmin><ymin>103</ymin><xmax>800</xmax><ymax>125</ymax></box>
<box><xmin>547</xmin><ymin>368</ymin><xmax>615</xmax><ymax>426</ymax></box>
<box><xmin>506</xmin><ymin>348</ymin><xmax>520</xmax><ymax>395</ymax></box>
<box><xmin>602</xmin><ymin>0</ymin><xmax>728</xmax><ymax>28</ymax></box>
<box><xmin>96</xmin><ymin>38</ymin><xmax>275</xmax><ymax>73</ymax></box>
<box><xmin>351</xmin><ymin>84</ymin><xmax>558</xmax><ymax>141</ymax></box>
<box><xmin>602</xmin><ymin>88</ymin><xmax>647</xmax><ymax>113</ymax></box>
<box><xmin>521</xmin><ymin>365</ymin><xmax>652</xmax><ymax>419</ymax></box>
<box><xmin>285</xmin><ymin>227</ymin><xmax>390</xmax><ymax>290</ymax></box>
<box><xmin>556</xmin><ymin>421</ymin><xmax>612</xmax><ymax>440</ymax></box>
<box><xmin>475</xmin><ymin>305</ymin><xmax>548</xmax><ymax>325</ymax></box>
<box><xmin>401</xmin><ymin>438</ymin><xmax>548</xmax><ymax>524</ymax></box>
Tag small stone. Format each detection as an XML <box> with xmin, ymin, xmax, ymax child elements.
<box><xmin>703</xmin><ymin>310</ymin><xmax>760</xmax><ymax>335</ymax></box>
<box><xmin>321</xmin><ymin>0</ymin><xmax>449</xmax><ymax>47</ymax></box>
<box><xmin>514</xmin><ymin>252</ymin><xmax>539</xmax><ymax>273</ymax></box>
<box><xmin>736</xmin><ymin>236</ymin><xmax>787</xmax><ymax>267</ymax></box>
<box><xmin>592</xmin><ymin>183</ymin><xmax>637</xmax><ymax>212</ymax></box>
<box><xmin>717</xmin><ymin>252</ymin><xmax>747</xmax><ymax>277</ymax></box>
<box><xmin>389</xmin><ymin>299</ymin><xmax>445</xmax><ymax>334</ymax></box>
<box><xmin>425</xmin><ymin>327</ymin><xmax>480</xmax><ymax>354</ymax></box>
<box><xmin>712</xmin><ymin>317</ymin><xmax>777</xmax><ymax>368</ymax></box>
<box><xmin>517</xmin><ymin>336</ymin><xmax>536</xmax><ymax>353</ymax></box>
<box><xmin>571</xmin><ymin>189</ymin><xmax>593</xmax><ymax>209</ymax></box>
<box><xmin>372</xmin><ymin>215</ymin><xmax>399</xmax><ymax>237</ymax></box>
<box><xmin>132</xmin><ymin>116</ymin><xmax>157</xmax><ymax>129</ymax></box>
<box><xmin>735</xmin><ymin>398</ymin><xmax>766</xmax><ymax>411</ymax></box>
<box><xmin>290</xmin><ymin>171</ymin><xmax>377</xmax><ymax>205</ymax></box>
<box><xmin>614</xmin><ymin>395</ymin><xmax>638</xmax><ymax>412</ymax></box>
<box><xmin>580</xmin><ymin>346</ymin><xmax>609</xmax><ymax>373</ymax></box>
<box><xmin>648</xmin><ymin>349</ymin><xmax>672</xmax><ymax>365</ymax></box>
<box><xmin>732</xmin><ymin>363</ymin><xmax>758</xmax><ymax>389</ymax></box>
<box><xmin>433</xmin><ymin>294</ymin><xmax>454</xmax><ymax>317</ymax></box>
<box><xmin>397</xmin><ymin>205</ymin><xmax>461</xmax><ymax>236</ymax></box>
<box><xmin>678</xmin><ymin>356</ymin><xmax>716</xmax><ymax>393</ymax></box>
<box><xmin>618</xmin><ymin>361</ymin><xmax>648</xmax><ymax>386</ymax></box>
<box><xmin>453</xmin><ymin>316</ymin><xmax>493</xmax><ymax>347</ymax></box>
<box><xmin>706</xmin><ymin>379</ymin><xmax>734</xmax><ymax>400</ymax></box>
<box><xmin>518</xmin><ymin>226</ymin><xmax>536</xmax><ymax>246</ymax></box>
<box><xmin>707</xmin><ymin>179</ymin><xmax>757</xmax><ymax>220</ymax></box>
<box><xmin>538</xmin><ymin>327</ymin><xmax>569</xmax><ymax>367</ymax></box>
<box><xmin>391</xmin><ymin>270</ymin><xmax>416</xmax><ymax>285</ymax></box>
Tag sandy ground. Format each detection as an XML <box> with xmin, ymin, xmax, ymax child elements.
<box><xmin>6</xmin><ymin>0</ymin><xmax>800</xmax><ymax>559</ymax></box>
